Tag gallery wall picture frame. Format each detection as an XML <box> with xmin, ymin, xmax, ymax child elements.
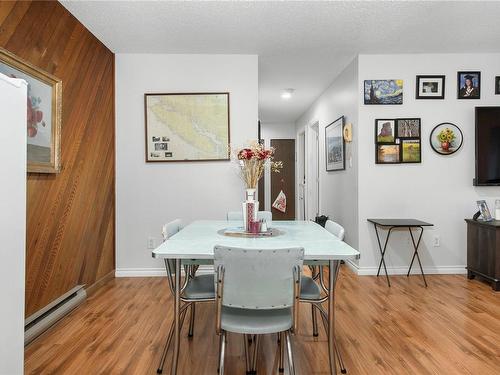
<box><xmin>375</xmin><ymin>119</ymin><xmax>396</xmax><ymax>144</ymax></box>
<box><xmin>429</xmin><ymin>122</ymin><xmax>463</xmax><ymax>155</ymax></box>
<box><xmin>364</xmin><ymin>80</ymin><xmax>403</xmax><ymax>105</ymax></box>
<box><xmin>457</xmin><ymin>71</ymin><xmax>481</xmax><ymax>99</ymax></box>
<box><xmin>325</xmin><ymin>115</ymin><xmax>345</xmax><ymax>171</ymax></box>
<box><xmin>0</xmin><ymin>47</ymin><xmax>62</xmax><ymax>173</ymax></box>
<box><xmin>416</xmin><ymin>75</ymin><xmax>445</xmax><ymax>99</ymax></box>
<box><xmin>144</xmin><ymin>92</ymin><xmax>230</xmax><ymax>162</ymax></box>
<box><xmin>375</xmin><ymin>118</ymin><xmax>421</xmax><ymax>164</ymax></box>
<box><xmin>495</xmin><ymin>76</ymin><xmax>500</xmax><ymax>95</ymax></box>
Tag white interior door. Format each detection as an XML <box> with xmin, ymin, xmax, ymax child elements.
<box><xmin>297</xmin><ymin>131</ymin><xmax>306</xmax><ymax>220</ymax></box>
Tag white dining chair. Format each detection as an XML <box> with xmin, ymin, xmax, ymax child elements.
<box><xmin>300</xmin><ymin>219</ymin><xmax>347</xmax><ymax>373</ymax></box>
<box><xmin>226</xmin><ymin>210</ymin><xmax>273</xmax><ymax>222</ymax></box>
<box><xmin>156</xmin><ymin>219</ymin><xmax>216</xmax><ymax>374</ymax></box>
<box><xmin>325</xmin><ymin>220</ymin><xmax>345</xmax><ymax>241</ymax></box>
<box><xmin>214</xmin><ymin>245</ymin><xmax>304</xmax><ymax>375</ymax></box>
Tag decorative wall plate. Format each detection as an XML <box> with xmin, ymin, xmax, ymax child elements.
<box><xmin>429</xmin><ymin>122</ymin><xmax>463</xmax><ymax>155</ymax></box>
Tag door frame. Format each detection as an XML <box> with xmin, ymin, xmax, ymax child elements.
<box><xmin>300</xmin><ymin>119</ymin><xmax>320</xmax><ymax>221</ymax></box>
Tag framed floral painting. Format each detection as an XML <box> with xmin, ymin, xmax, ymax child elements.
<box><xmin>0</xmin><ymin>48</ymin><xmax>62</xmax><ymax>173</ymax></box>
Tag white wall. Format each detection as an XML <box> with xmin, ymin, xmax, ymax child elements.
<box><xmin>260</xmin><ymin>122</ymin><xmax>296</xmax><ymax>211</ymax></box>
<box><xmin>357</xmin><ymin>53</ymin><xmax>500</xmax><ymax>274</ymax></box>
<box><xmin>115</xmin><ymin>54</ymin><xmax>258</xmax><ymax>275</ymax></box>
<box><xmin>0</xmin><ymin>74</ymin><xmax>27</xmax><ymax>375</ymax></box>
<box><xmin>295</xmin><ymin>58</ymin><xmax>359</xmax><ymax>249</ymax></box>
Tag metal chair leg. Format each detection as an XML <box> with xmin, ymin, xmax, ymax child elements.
<box><xmin>218</xmin><ymin>331</ymin><xmax>226</xmax><ymax>374</ymax></box>
<box><xmin>244</xmin><ymin>335</ymin><xmax>252</xmax><ymax>374</ymax></box>
<box><xmin>251</xmin><ymin>335</ymin><xmax>260</xmax><ymax>372</ymax></box>
<box><xmin>157</xmin><ymin>305</ymin><xmax>188</xmax><ymax>374</ymax></box>
<box><xmin>279</xmin><ymin>332</ymin><xmax>285</xmax><ymax>372</ymax></box>
<box><xmin>285</xmin><ymin>331</ymin><xmax>295</xmax><ymax>375</ymax></box>
<box><xmin>311</xmin><ymin>305</ymin><xmax>319</xmax><ymax>337</ymax></box>
<box><xmin>188</xmin><ymin>303</ymin><xmax>195</xmax><ymax>337</ymax></box>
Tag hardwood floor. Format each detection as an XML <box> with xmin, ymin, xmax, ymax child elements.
<box><xmin>25</xmin><ymin>267</ymin><xmax>500</xmax><ymax>374</ymax></box>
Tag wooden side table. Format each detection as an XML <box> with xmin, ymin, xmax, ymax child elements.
<box><xmin>465</xmin><ymin>219</ymin><xmax>500</xmax><ymax>291</ymax></box>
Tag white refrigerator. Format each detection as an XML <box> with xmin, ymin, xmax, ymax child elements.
<box><xmin>0</xmin><ymin>72</ymin><xmax>27</xmax><ymax>375</ymax></box>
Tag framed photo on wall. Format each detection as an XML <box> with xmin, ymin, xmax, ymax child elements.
<box><xmin>364</xmin><ymin>80</ymin><xmax>403</xmax><ymax>105</ymax></box>
<box><xmin>325</xmin><ymin>116</ymin><xmax>345</xmax><ymax>171</ymax></box>
<box><xmin>144</xmin><ymin>92</ymin><xmax>230</xmax><ymax>162</ymax></box>
<box><xmin>375</xmin><ymin>118</ymin><xmax>421</xmax><ymax>164</ymax></box>
<box><xmin>457</xmin><ymin>71</ymin><xmax>480</xmax><ymax>99</ymax></box>
<box><xmin>495</xmin><ymin>76</ymin><xmax>500</xmax><ymax>95</ymax></box>
<box><xmin>0</xmin><ymin>47</ymin><xmax>62</xmax><ymax>173</ymax></box>
<box><xmin>416</xmin><ymin>75</ymin><xmax>445</xmax><ymax>99</ymax></box>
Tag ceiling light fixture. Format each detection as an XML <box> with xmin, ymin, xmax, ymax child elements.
<box><xmin>281</xmin><ymin>88</ymin><xmax>295</xmax><ymax>99</ymax></box>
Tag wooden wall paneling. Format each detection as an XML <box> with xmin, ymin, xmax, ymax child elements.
<box><xmin>0</xmin><ymin>1</ymin><xmax>115</xmax><ymax>317</ymax></box>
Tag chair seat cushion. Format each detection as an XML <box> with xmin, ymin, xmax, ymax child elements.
<box><xmin>183</xmin><ymin>274</ymin><xmax>215</xmax><ymax>300</ymax></box>
<box><xmin>300</xmin><ymin>276</ymin><xmax>321</xmax><ymax>300</ymax></box>
<box><xmin>221</xmin><ymin>306</ymin><xmax>292</xmax><ymax>334</ymax></box>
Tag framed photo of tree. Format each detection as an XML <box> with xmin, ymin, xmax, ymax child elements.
<box><xmin>325</xmin><ymin>116</ymin><xmax>345</xmax><ymax>171</ymax></box>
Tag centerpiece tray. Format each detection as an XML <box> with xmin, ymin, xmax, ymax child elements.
<box><xmin>218</xmin><ymin>227</ymin><xmax>284</xmax><ymax>238</ymax></box>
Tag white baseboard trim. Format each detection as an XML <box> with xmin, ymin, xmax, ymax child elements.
<box><xmin>116</xmin><ymin>264</ymin><xmax>467</xmax><ymax>277</ymax></box>
<box><xmin>115</xmin><ymin>265</ymin><xmax>213</xmax><ymax>277</ymax></box>
<box><xmin>353</xmin><ymin>264</ymin><xmax>467</xmax><ymax>276</ymax></box>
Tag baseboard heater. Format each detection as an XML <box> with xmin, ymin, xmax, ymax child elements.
<box><xmin>24</xmin><ymin>285</ymin><xmax>86</xmax><ymax>345</ymax></box>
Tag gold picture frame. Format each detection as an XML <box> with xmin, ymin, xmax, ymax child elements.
<box><xmin>0</xmin><ymin>47</ymin><xmax>62</xmax><ymax>173</ymax></box>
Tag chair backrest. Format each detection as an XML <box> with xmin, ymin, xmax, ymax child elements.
<box><xmin>226</xmin><ymin>211</ymin><xmax>273</xmax><ymax>222</ymax></box>
<box><xmin>162</xmin><ymin>219</ymin><xmax>183</xmax><ymax>241</ymax></box>
<box><xmin>161</xmin><ymin>219</ymin><xmax>184</xmax><ymax>292</ymax></box>
<box><xmin>325</xmin><ymin>220</ymin><xmax>345</xmax><ymax>241</ymax></box>
<box><xmin>257</xmin><ymin>211</ymin><xmax>272</xmax><ymax>222</ymax></box>
<box><xmin>214</xmin><ymin>246</ymin><xmax>304</xmax><ymax>309</ymax></box>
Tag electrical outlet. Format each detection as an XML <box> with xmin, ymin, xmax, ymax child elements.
<box><xmin>433</xmin><ymin>235</ymin><xmax>440</xmax><ymax>247</ymax></box>
<box><xmin>147</xmin><ymin>237</ymin><xmax>156</xmax><ymax>249</ymax></box>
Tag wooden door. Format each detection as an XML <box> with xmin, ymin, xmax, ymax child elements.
<box><xmin>271</xmin><ymin>139</ymin><xmax>295</xmax><ymax>220</ymax></box>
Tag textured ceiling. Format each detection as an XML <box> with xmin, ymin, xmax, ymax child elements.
<box><xmin>61</xmin><ymin>1</ymin><xmax>500</xmax><ymax>123</ymax></box>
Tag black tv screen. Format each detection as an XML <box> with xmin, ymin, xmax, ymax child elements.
<box><xmin>475</xmin><ymin>107</ymin><xmax>500</xmax><ymax>186</ymax></box>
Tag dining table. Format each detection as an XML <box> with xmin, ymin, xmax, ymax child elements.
<box><xmin>152</xmin><ymin>220</ymin><xmax>359</xmax><ymax>375</ymax></box>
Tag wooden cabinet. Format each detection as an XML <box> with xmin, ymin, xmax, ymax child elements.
<box><xmin>465</xmin><ymin>219</ymin><xmax>500</xmax><ymax>291</ymax></box>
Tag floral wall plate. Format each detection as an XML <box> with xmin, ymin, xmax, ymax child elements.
<box><xmin>429</xmin><ymin>122</ymin><xmax>463</xmax><ymax>155</ymax></box>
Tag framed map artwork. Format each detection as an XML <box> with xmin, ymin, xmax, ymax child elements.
<box><xmin>144</xmin><ymin>92</ymin><xmax>230</xmax><ymax>162</ymax></box>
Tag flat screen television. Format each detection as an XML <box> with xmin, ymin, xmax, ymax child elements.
<box><xmin>475</xmin><ymin>106</ymin><xmax>500</xmax><ymax>186</ymax></box>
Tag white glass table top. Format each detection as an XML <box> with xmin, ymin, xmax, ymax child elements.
<box><xmin>153</xmin><ymin>220</ymin><xmax>359</xmax><ymax>261</ymax></box>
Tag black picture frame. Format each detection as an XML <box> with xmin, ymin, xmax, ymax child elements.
<box><xmin>429</xmin><ymin>122</ymin><xmax>463</xmax><ymax>155</ymax></box>
<box><xmin>325</xmin><ymin>116</ymin><xmax>345</xmax><ymax>171</ymax></box>
<box><xmin>495</xmin><ymin>76</ymin><xmax>500</xmax><ymax>95</ymax></box>
<box><xmin>416</xmin><ymin>75</ymin><xmax>445</xmax><ymax>99</ymax></box>
<box><xmin>375</xmin><ymin>118</ymin><xmax>422</xmax><ymax>164</ymax></box>
<box><xmin>457</xmin><ymin>71</ymin><xmax>481</xmax><ymax>99</ymax></box>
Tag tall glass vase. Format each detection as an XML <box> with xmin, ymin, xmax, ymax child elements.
<box><xmin>242</xmin><ymin>188</ymin><xmax>259</xmax><ymax>232</ymax></box>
